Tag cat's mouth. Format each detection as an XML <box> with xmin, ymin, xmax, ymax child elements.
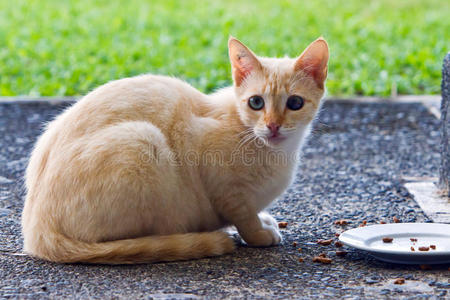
<box><xmin>253</xmin><ymin>128</ymin><xmax>290</xmax><ymax>146</ymax></box>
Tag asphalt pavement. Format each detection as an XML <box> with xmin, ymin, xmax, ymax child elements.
<box><xmin>0</xmin><ymin>100</ymin><xmax>449</xmax><ymax>299</ymax></box>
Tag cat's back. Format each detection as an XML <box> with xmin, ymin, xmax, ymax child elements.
<box><xmin>62</xmin><ymin>75</ymin><xmax>206</xmax><ymax>135</ymax></box>
<box><xmin>86</xmin><ymin>74</ymin><xmax>204</xmax><ymax>108</ymax></box>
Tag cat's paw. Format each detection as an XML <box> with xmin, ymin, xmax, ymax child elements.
<box><xmin>258</xmin><ymin>211</ymin><xmax>278</xmax><ymax>228</ymax></box>
<box><xmin>244</xmin><ymin>226</ymin><xmax>282</xmax><ymax>247</ymax></box>
<box><xmin>242</xmin><ymin>213</ymin><xmax>282</xmax><ymax>247</ymax></box>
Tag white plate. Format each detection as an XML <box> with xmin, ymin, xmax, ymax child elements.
<box><xmin>339</xmin><ymin>223</ymin><xmax>450</xmax><ymax>264</ymax></box>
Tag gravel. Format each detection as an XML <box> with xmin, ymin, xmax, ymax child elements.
<box><xmin>0</xmin><ymin>100</ymin><xmax>449</xmax><ymax>299</ymax></box>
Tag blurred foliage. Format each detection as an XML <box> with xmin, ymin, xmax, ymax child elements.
<box><xmin>0</xmin><ymin>0</ymin><xmax>448</xmax><ymax>96</ymax></box>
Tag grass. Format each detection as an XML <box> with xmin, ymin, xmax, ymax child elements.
<box><xmin>0</xmin><ymin>0</ymin><xmax>448</xmax><ymax>97</ymax></box>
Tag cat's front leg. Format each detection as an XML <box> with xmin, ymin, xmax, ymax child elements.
<box><xmin>215</xmin><ymin>196</ymin><xmax>282</xmax><ymax>247</ymax></box>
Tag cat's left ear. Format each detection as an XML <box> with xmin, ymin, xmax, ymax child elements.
<box><xmin>228</xmin><ymin>37</ymin><xmax>263</xmax><ymax>87</ymax></box>
<box><xmin>294</xmin><ymin>38</ymin><xmax>329</xmax><ymax>89</ymax></box>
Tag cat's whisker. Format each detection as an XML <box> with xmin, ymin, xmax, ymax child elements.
<box><xmin>235</xmin><ymin>131</ymin><xmax>257</xmax><ymax>153</ymax></box>
<box><xmin>236</xmin><ymin>133</ymin><xmax>254</xmax><ymax>151</ymax></box>
<box><xmin>237</xmin><ymin>128</ymin><xmax>254</xmax><ymax>137</ymax></box>
<box><xmin>237</xmin><ymin>131</ymin><xmax>252</xmax><ymax>139</ymax></box>
<box><xmin>252</xmin><ymin>135</ymin><xmax>261</xmax><ymax>146</ymax></box>
<box><xmin>237</xmin><ymin>128</ymin><xmax>255</xmax><ymax>140</ymax></box>
<box><xmin>235</xmin><ymin>133</ymin><xmax>251</xmax><ymax>150</ymax></box>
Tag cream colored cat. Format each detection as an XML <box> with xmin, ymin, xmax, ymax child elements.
<box><xmin>22</xmin><ymin>37</ymin><xmax>329</xmax><ymax>264</ymax></box>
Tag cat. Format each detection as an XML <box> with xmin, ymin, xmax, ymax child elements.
<box><xmin>21</xmin><ymin>37</ymin><xmax>329</xmax><ymax>264</ymax></box>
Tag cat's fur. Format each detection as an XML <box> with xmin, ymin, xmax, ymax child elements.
<box><xmin>22</xmin><ymin>37</ymin><xmax>329</xmax><ymax>264</ymax></box>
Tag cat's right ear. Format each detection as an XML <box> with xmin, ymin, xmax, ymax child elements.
<box><xmin>228</xmin><ymin>37</ymin><xmax>262</xmax><ymax>87</ymax></box>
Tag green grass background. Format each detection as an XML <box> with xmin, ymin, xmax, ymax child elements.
<box><xmin>0</xmin><ymin>0</ymin><xmax>448</xmax><ymax>97</ymax></box>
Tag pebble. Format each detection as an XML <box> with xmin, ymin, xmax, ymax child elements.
<box><xmin>364</xmin><ymin>277</ymin><xmax>379</xmax><ymax>284</ymax></box>
<box><xmin>435</xmin><ymin>282</ymin><xmax>450</xmax><ymax>288</ymax></box>
<box><xmin>0</xmin><ymin>176</ymin><xmax>13</xmax><ymax>184</ymax></box>
<box><xmin>0</xmin><ymin>208</ymin><xmax>11</xmax><ymax>217</ymax></box>
<box><xmin>380</xmin><ymin>289</ymin><xmax>390</xmax><ymax>295</ymax></box>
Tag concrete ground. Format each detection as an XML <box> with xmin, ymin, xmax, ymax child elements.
<box><xmin>0</xmin><ymin>100</ymin><xmax>449</xmax><ymax>299</ymax></box>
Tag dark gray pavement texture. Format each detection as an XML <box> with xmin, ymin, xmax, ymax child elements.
<box><xmin>1</xmin><ymin>100</ymin><xmax>449</xmax><ymax>299</ymax></box>
<box><xmin>440</xmin><ymin>53</ymin><xmax>450</xmax><ymax>195</ymax></box>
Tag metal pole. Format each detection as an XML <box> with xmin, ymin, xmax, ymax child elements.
<box><xmin>439</xmin><ymin>53</ymin><xmax>450</xmax><ymax>196</ymax></box>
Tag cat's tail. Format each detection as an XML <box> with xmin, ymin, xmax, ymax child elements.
<box><xmin>25</xmin><ymin>231</ymin><xmax>235</xmax><ymax>264</ymax></box>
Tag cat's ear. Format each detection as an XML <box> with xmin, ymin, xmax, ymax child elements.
<box><xmin>294</xmin><ymin>38</ymin><xmax>329</xmax><ymax>88</ymax></box>
<box><xmin>228</xmin><ymin>37</ymin><xmax>263</xmax><ymax>87</ymax></box>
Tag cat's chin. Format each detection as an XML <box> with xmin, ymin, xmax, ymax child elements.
<box><xmin>265</xmin><ymin>135</ymin><xmax>288</xmax><ymax>147</ymax></box>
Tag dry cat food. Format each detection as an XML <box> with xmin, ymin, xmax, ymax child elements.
<box><xmin>382</xmin><ymin>237</ymin><xmax>394</xmax><ymax>243</ymax></box>
<box><xmin>418</xmin><ymin>246</ymin><xmax>430</xmax><ymax>251</ymax></box>
<box><xmin>317</xmin><ymin>239</ymin><xmax>333</xmax><ymax>246</ymax></box>
<box><xmin>334</xmin><ymin>219</ymin><xmax>348</xmax><ymax>226</ymax></box>
<box><xmin>393</xmin><ymin>216</ymin><xmax>400</xmax><ymax>223</ymax></box>
<box><xmin>393</xmin><ymin>278</ymin><xmax>405</xmax><ymax>285</ymax></box>
<box><xmin>318</xmin><ymin>253</ymin><xmax>327</xmax><ymax>258</ymax></box>
<box><xmin>334</xmin><ymin>241</ymin><xmax>344</xmax><ymax>248</ymax></box>
<box><xmin>278</xmin><ymin>222</ymin><xmax>288</xmax><ymax>228</ymax></box>
<box><xmin>380</xmin><ymin>221</ymin><xmax>386</xmax><ymax>224</ymax></box>
<box><xmin>430</xmin><ymin>245</ymin><xmax>436</xmax><ymax>250</ymax></box>
<box><xmin>312</xmin><ymin>256</ymin><xmax>332</xmax><ymax>264</ymax></box>
<box><xmin>410</xmin><ymin>238</ymin><xmax>418</xmax><ymax>242</ymax></box>
<box><xmin>334</xmin><ymin>233</ymin><xmax>340</xmax><ymax>237</ymax></box>
<box><xmin>292</xmin><ymin>242</ymin><xmax>297</xmax><ymax>247</ymax></box>
<box><xmin>335</xmin><ymin>251</ymin><xmax>348</xmax><ymax>257</ymax></box>
<box><xmin>297</xmin><ymin>248</ymin><xmax>303</xmax><ymax>253</ymax></box>
<box><xmin>420</xmin><ymin>264</ymin><xmax>432</xmax><ymax>270</ymax></box>
<box><xmin>410</xmin><ymin>247</ymin><xmax>415</xmax><ymax>251</ymax></box>
<box><xmin>298</xmin><ymin>257</ymin><xmax>304</xmax><ymax>263</ymax></box>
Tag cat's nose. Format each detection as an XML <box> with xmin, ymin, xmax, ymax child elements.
<box><xmin>267</xmin><ymin>122</ymin><xmax>280</xmax><ymax>136</ymax></box>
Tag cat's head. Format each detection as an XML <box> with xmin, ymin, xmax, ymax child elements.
<box><xmin>229</xmin><ymin>37</ymin><xmax>329</xmax><ymax>148</ymax></box>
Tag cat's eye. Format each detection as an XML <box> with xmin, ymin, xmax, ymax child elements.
<box><xmin>286</xmin><ymin>95</ymin><xmax>305</xmax><ymax>110</ymax></box>
<box><xmin>248</xmin><ymin>96</ymin><xmax>265</xmax><ymax>110</ymax></box>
